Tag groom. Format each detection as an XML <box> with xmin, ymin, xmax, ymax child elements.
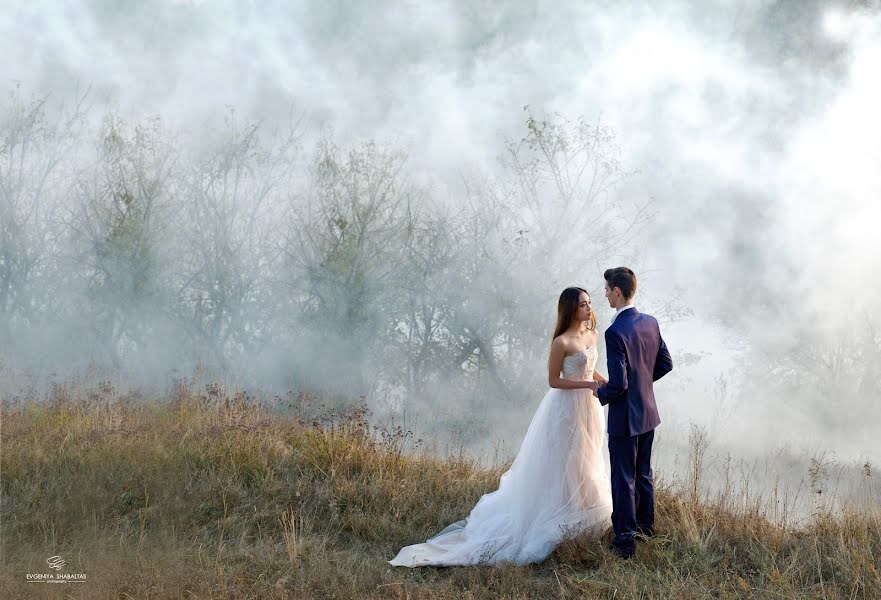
<box><xmin>595</xmin><ymin>267</ymin><xmax>673</xmax><ymax>559</ymax></box>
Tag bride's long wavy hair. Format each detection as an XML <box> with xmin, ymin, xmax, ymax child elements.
<box><xmin>552</xmin><ymin>287</ymin><xmax>596</xmax><ymax>340</ymax></box>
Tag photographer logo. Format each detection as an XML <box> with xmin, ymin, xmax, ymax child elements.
<box><xmin>25</xmin><ymin>556</ymin><xmax>87</xmax><ymax>584</ymax></box>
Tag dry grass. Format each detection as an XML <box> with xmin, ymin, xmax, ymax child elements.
<box><xmin>1</xmin><ymin>378</ymin><xmax>879</xmax><ymax>599</ymax></box>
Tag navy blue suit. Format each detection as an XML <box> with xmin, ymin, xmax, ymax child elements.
<box><xmin>596</xmin><ymin>307</ymin><xmax>672</xmax><ymax>556</ymax></box>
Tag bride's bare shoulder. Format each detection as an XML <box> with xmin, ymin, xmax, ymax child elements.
<box><xmin>552</xmin><ymin>334</ymin><xmax>578</xmax><ymax>354</ymax></box>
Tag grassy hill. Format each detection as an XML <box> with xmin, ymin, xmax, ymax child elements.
<box><xmin>2</xmin><ymin>379</ymin><xmax>879</xmax><ymax>599</ymax></box>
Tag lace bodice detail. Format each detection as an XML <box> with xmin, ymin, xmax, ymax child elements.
<box><xmin>562</xmin><ymin>345</ymin><xmax>598</xmax><ymax>381</ymax></box>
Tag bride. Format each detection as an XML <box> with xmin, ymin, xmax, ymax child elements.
<box><xmin>389</xmin><ymin>287</ymin><xmax>613</xmax><ymax>567</ymax></box>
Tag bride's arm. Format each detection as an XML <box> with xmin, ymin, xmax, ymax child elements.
<box><xmin>593</xmin><ymin>371</ymin><xmax>608</xmax><ymax>384</ymax></box>
<box><xmin>548</xmin><ymin>338</ymin><xmax>595</xmax><ymax>390</ymax></box>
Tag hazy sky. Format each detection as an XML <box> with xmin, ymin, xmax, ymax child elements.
<box><xmin>2</xmin><ymin>0</ymin><xmax>880</xmax><ymax>461</ymax></box>
<box><xmin>5</xmin><ymin>1</ymin><xmax>876</xmax><ymax>307</ymax></box>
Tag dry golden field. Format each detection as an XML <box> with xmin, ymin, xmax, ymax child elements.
<box><xmin>1</xmin><ymin>377</ymin><xmax>879</xmax><ymax>599</ymax></box>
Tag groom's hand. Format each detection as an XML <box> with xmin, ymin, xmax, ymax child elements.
<box><xmin>584</xmin><ymin>381</ymin><xmax>601</xmax><ymax>397</ymax></box>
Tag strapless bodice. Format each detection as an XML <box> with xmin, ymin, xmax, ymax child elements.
<box><xmin>562</xmin><ymin>345</ymin><xmax>598</xmax><ymax>381</ymax></box>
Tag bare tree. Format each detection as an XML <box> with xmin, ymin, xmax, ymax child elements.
<box><xmin>437</xmin><ymin>111</ymin><xmax>649</xmax><ymax>405</ymax></box>
<box><xmin>66</xmin><ymin>112</ymin><xmax>178</xmax><ymax>367</ymax></box>
<box><xmin>764</xmin><ymin>313</ymin><xmax>881</xmax><ymax>432</ymax></box>
<box><xmin>501</xmin><ymin>110</ymin><xmax>644</xmax><ymax>264</ymax></box>
<box><xmin>0</xmin><ymin>85</ymin><xmax>88</xmax><ymax>356</ymax></box>
<box><xmin>282</xmin><ymin>139</ymin><xmax>419</xmax><ymax>394</ymax></box>
<box><xmin>171</xmin><ymin>111</ymin><xmax>299</xmax><ymax>369</ymax></box>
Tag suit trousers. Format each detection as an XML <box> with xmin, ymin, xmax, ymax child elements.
<box><xmin>608</xmin><ymin>429</ymin><xmax>655</xmax><ymax>555</ymax></box>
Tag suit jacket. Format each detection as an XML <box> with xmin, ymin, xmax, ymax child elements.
<box><xmin>596</xmin><ymin>308</ymin><xmax>673</xmax><ymax>437</ymax></box>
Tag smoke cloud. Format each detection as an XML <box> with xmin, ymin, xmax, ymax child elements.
<box><xmin>2</xmin><ymin>1</ymin><xmax>880</xmax><ymax>484</ymax></box>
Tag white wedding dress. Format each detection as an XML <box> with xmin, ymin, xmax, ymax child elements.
<box><xmin>389</xmin><ymin>345</ymin><xmax>613</xmax><ymax>567</ymax></box>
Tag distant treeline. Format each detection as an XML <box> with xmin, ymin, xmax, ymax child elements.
<box><xmin>0</xmin><ymin>86</ymin><xmax>651</xmax><ymax>405</ymax></box>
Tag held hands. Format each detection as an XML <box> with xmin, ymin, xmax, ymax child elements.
<box><xmin>587</xmin><ymin>374</ymin><xmax>607</xmax><ymax>398</ymax></box>
<box><xmin>584</xmin><ymin>381</ymin><xmax>603</xmax><ymax>396</ymax></box>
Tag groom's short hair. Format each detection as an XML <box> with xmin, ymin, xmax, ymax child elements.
<box><xmin>604</xmin><ymin>267</ymin><xmax>637</xmax><ymax>301</ymax></box>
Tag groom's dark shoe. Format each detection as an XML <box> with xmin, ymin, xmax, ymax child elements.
<box><xmin>608</xmin><ymin>543</ymin><xmax>634</xmax><ymax>560</ymax></box>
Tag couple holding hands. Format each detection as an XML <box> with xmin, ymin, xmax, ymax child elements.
<box><xmin>390</xmin><ymin>267</ymin><xmax>673</xmax><ymax>566</ymax></box>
